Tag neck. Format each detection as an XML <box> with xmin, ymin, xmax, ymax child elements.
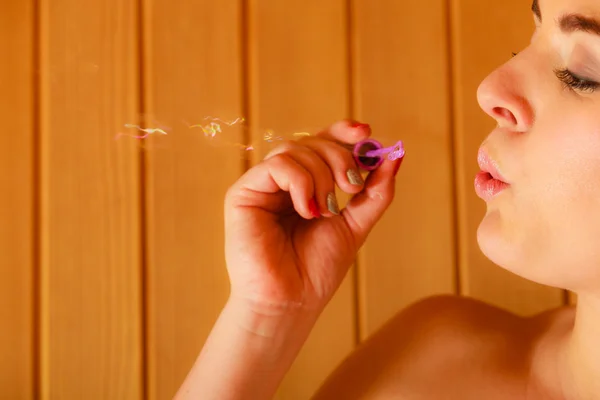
<box><xmin>561</xmin><ymin>293</ymin><xmax>600</xmax><ymax>399</ymax></box>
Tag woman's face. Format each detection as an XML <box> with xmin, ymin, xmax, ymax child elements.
<box><xmin>476</xmin><ymin>0</ymin><xmax>600</xmax><ymax>292</ymax></box>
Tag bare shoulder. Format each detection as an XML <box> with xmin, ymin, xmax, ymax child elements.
<box><xmin>312</xmin><ymin>295</ymin><xmax>539</xmax><ymax>399</ymax></box>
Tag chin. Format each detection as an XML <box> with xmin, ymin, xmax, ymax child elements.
<box><xmin>476</xmin><ymin>210</ymin><xmax>571</xmax><ymax>290</ymax></box>
<box><xmin>477</xmin><ymin>209</ymin><xmax>512</xmax><ymax>266</ymax></box>
<box><xmin>476</xmin><ymin>208</ymin><xmax>534</xmax><ymax>281</ymax></box>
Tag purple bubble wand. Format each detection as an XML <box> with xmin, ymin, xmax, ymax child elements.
<box><xmin>351</xmin><ymin>139</ymin><xmax>405</xmax><ymax>171</ymax></box>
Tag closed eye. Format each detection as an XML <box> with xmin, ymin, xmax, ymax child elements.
<box><xmin>555</xmin><ymin>68</ymin><xmax>599</xmax><ymax>93</ymax></box>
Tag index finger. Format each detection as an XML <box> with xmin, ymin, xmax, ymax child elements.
<box><xmin>315</xmin><ymin>119</ymin><xmax>372</xmax><ymax>144</ymax></box>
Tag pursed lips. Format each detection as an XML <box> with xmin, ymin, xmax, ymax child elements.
<box><xmin>474</xmin><ymin>147</ymin><xmax>511</xmax><ymax>201</ymax></box>
<box><xmin>477</xmin><ymin>147</ymin><xmax>509</xmax><ymax>184</ymax></box>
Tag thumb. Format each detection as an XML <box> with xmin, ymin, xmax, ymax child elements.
<box><xmin>341</xmin><ymin>156</ymin><xmax>404</xmax><ymax>245</ymax></box>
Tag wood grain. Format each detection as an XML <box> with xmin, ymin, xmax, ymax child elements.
<box><xmin>352</xmin><ymin>0</ymin><xmax>457</xmax><ymax>338</ymax></box>
<box><xmin>450</xmin><ymin>0</ymin><xmax>563</xmax><ymax>315</ymax></box>
<box><xmin>0</xmin><ymin>1</ymin><xmax>579</xmax><ymax>396</ymax></box>
<box><xmin>141</xmin><ymin>1</ymin><xmax>245</xmax><ymax>398</ymax></box>
<box><xmin>568</xmin><ymin>291</ymin><xmax>577</xmax><ymax>305</ymax></box>
<box><xmin>0</xmin><ymin>1</ymin><xmax>35</xmax><ymax>398</ymax></box>
<box><xmin>247</xmin><ymin>1</ymin><xmax>356</xmax><ymax>398</ymax></box>
<box><xmin>39</xmin><ymin>0</ymin><xmax>143</xmax><ymax>397</ymax></box>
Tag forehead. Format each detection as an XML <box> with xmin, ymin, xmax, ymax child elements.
<box><xmin>541</xmin><ymin>0</ymin><xmax>600</xmax><ymax>16</ymax></box>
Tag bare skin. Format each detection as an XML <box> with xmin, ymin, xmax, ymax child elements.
<box><xmin>175</xmin><ymin>0</ymin><xmax>600</xmax><ymax>398</ymax></box>
<box><xmin>312</xmin><ymin>295</ymin><xmax>576</xmax><ymax>400</ymax></box>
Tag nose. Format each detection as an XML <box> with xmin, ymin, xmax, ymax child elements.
<box><xmin>476</xmin><ymin>67</ymin><xmax>534</xmax><ymax>132</ymax></box>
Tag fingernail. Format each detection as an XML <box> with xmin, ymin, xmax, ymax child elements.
<box><xmin>347</xmin><ymin>169</ymin><xmax>364</xmax><ymax>185</ymax></box>
<box><xmin>327</xmin><ymin>193</ymin><xmax>340</xmax><ymax>215</ymax></box>
<box><xmin>308</xmin><ymin>198</ymin><xmax>320</xmax><ymax>218</ymax></box>
<box><xmin>350</xmin><ymin>122</ymin><xmax>370</xmax><ymax>130</ymax></box>
<box><xmin>393</xmin><ymin>157</ymin><xmax>404</xmax><ymax>176</ymax></box>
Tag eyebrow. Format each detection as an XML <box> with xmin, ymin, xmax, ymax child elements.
<box><xmin>532</xmin><ymin>0</ymin><xmax>541</xmax><ymax>22</ymax></box>
<box><xmin>560</xmin><ymin>14</ymin><xmax>600</xmax><ymax>37</ymax></box>
<box><xmin>532</xmin><ymin>0</ymin><xmax>600</xmax><ymax>38</ymax></box>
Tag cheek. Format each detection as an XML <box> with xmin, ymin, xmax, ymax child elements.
<box><xmin>538</xmin><ymin>117</ymin><xmax>600</xmax><ymax>211</ymax></box>
<box><xmin>517</xmin><ymin>117</ymin><xmax>600</xmax><ymax>283</ymax></box>
<box><xmin>478</xmin><ymin>115</ymin><xmax>600</xmax><ymax>288</ymax></box>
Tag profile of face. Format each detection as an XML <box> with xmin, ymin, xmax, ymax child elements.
<box><xmin>475</xmin><ymin>0</ymin><xmax>600</xmax><ymax>292</ymax></box>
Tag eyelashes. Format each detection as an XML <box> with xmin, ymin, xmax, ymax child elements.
<box><xmin>511</xmin><ymin>51</ymin><xmax>598</xmax><ymax>94</ymax></box>
<box><xmin>554</xmin><ymin>69</ymin><xmax>599</xmax><ymax>93</ymax></box>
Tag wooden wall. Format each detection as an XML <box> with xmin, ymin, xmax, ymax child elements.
<box><xmin>0</xmin><ymin>0</ymin><xmax>570</xmax><ymax>398</ymax></box>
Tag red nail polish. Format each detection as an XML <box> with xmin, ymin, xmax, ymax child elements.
<box><xmin>308</xmin><ymin>198</ymin><xmax>320</xmax><ymax>218</ymax></box>
<box><xmin>350</xmin><ymin>122</ymin><xmax>370</xmax><ymax>129</ymax></box>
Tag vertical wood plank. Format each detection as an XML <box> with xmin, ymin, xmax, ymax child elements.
<box><xmin>247</xmin><ymin>1</ymin><xmax>355</xmax><ymax>398</ymax></box>
<box><xmin>142</xmin><ymin>1</ymin><xmax>245</xmax><ymax>398</ymax></box>
<box><xmin>352</xmin><ymin>0</ymin><xmax>457</xmax><ymax>338</ymax></box>
<box><xmin>0</xmin><ymin>1</ymin><xmax>35</xmax><ymax>398</ymax></box>
<box><xmin>40</xmin><ymin>0</ymin><xmax>143</xmax><ymax>397</ymax></box>
<box><xmin>450</xmin><ymin>0</ymin><xmax>563</xmax><ymax>314</ymax></box>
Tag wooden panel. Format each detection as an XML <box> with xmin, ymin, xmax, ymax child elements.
<box><xmin>40</xmin><ymin>0</ymin><xmax>142</xmax><ymax>398</ymax></box>
<box><xmin>142</xmin><ymin>1</ymin><xmax>245</xmax><ymax>398</ymax></box>
<box><xmin>450</xmin><ymin>0</ymin><xmax>563</xmax><ymax>314</ymax></box>
<box><xmin>247</xmin><ymin>1</ymin><xmax>355</xmax><ymax>398</ymax></box>
<box><xmin>0</xmin><ymin>1</ymin><xmax>35</xmax><ymax>398</ymax></box>
<box><xmin>568</xmin><ymin>291</ymin><xmax>577</xmax><ymax>305</ymax></box>
<box><xmin>352</xmin><ymin>1</ymin><xmax>456</xmax><ymax>338</ymax></box>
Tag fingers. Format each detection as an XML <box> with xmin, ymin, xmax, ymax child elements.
<box><xmin>264</xmin><ymin>140</ymin><xmax>364</xmax><ymax>216</ymax></box>
<box><xmin>229</xmin><ymin>152</ymin><xmax>317</xmax><ymax>219</ymax></box>
<box><xmin>265</xmin><ymin>142</ymin><xmax>336</xmax><ymax>216</ymax></box>
<box><xmin>313</xmin><ymin>119</ymin><xmax>405</xmax><ymax>243</ymax></box>
<box><xmin>227</xmin><ymin>119</ymin><xmax>403</xmax><ymax>227</ymax></box>
<box><xmin>269</xmin><ymin>138</ymin><xmax>365</xmax><ymax>193</ymax></box>
<box><xmin>342</xmin><ymin>155</ymin><xmax>404</xmax><ymax>246</ymax></box>
<box><xmin>316</xmin><ymin>119</ymin><xmax>372</xmax><ymax>144</ymax></box>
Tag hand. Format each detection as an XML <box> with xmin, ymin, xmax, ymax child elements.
<box><xmin>224</xmin><ymin>120</ymin><xmax>403</xmax><ymax>318</ymax></box>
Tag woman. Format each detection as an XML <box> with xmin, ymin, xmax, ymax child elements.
<box><xmin>176</xmin><ymin>0</ymin><xmax>600</xmax><ymax>398</ymax></box>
